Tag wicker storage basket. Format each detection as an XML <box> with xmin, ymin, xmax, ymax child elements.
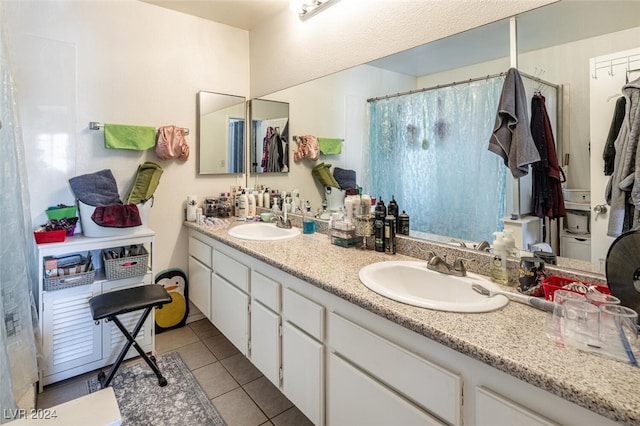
<box><xmin>44</xmin><ymin>268</ymin><xmax>96</xmax><ymax>291</ymax></box>
<box><xmin>103</xmin><ymin>246</ymin><xmax>149</xmax><ymax>280</ymax></box>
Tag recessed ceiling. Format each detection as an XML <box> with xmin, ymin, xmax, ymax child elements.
<box><xmin>139</xmin><ymin>0</ymin><xmax>289</xmax><ymax>30</ymax></box>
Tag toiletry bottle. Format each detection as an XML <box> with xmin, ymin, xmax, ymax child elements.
<box><xmin>344</xmin><ymin>196</ymin><xmax>353</xmax><ymax>224</ymax></box>
<box><xmin>491</xmin><ymin>232</ymin><xmax>508</xmax><ymax>285</ymax></box>
<box><xmin>384</xmin><ymin>214</ymin><xmax>396</xmax><ymax>254</ymax></box>
<box><xmin>398</xmin><ymin>211</ymin><xmax>410</xmax><ymax>235</ymax></box>
<box><xmin>303</xmin><ymin>201</ymin><xmax>315</xmax><ymax>234</ymax></box>
<box><xmin>238</xmin><ymin>190</ymin><xmax>248</xmax><ymax>219</ymax></box>
<box><xmin>257</xmin><ymin>189</ymin><xmax>264</xmax><ymax>208</ymax></box>
<box><xmin>388</xmin><ymin>195</ymin><xmax>399</xmax><ymax>222</ymax></box>
<box><xmin>502</xmin><ymin>229</ymin><xmax>517</xmax><ymax>257</ymax></box>
<box><xmin>247</xmin><ymin>191</ymin><xmax>256</xmax><ymax>217</ymax></box>
<box><xmin>374</xmin><ymin>198</ymin><xmax>386</xmax><ymax>252</ymax></box>
<box><xmin>263</xmin><ymin>187</ymin><xmax>270</xmax><ymax>209</ymax></box>
<box><xmin>360</xmin><ymin>194</ymin><xmax>371</xmax><ymax>216</ymax></box>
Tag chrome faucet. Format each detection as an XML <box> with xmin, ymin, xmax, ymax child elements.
<box><xmin>270</xmin><ymin>214</ymin><xmax>292</xmax><ymax>229</ymax></box>
<box><xmin>427</xmin><ymin>254</ymin><xmax>471</xmax><ymax>277</ymax></box>
<box><xmin>474</xmin><ymin>241</ymin><xmax>491</xmax><ymax>252</ymax></box>
<box><xmin>450</xmin><ymin>239</ymin><xmax>468</xmax><ymax>248</ymax></box>
<box><xmin>427</xmin><ymin>255</ymin><xmax>452</xmax><ymax>274</ymax></box>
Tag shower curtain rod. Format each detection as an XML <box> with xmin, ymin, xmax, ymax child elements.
<box><xmin>366</xmin><ymin>70</ymin><xmax>558</xmax><ymax>103</ymax></box>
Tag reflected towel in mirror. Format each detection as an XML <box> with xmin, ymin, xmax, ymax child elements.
<box><xmin>488</xmin><ymin>68</ymin><xmax>540</xmax><ymax>178</ymax></box>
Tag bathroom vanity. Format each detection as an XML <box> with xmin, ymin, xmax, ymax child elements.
<box><xmin>186</xmin><ymin>222</ymin><xmax>638</xmax><ymax>425</ymax></box>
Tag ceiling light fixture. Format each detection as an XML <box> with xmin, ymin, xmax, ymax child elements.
<box><xmin>291</xmin><ymin>0</ymin><xmax>340</xmax><ymax>21</ymax></box>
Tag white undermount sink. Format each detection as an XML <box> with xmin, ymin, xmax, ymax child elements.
<box><xmin>228</xmin><ymin>222</ymin><xmax>300</xmax><ymax>241</ymax></box>
<box><xmin>359</xmin><ymin>261</ymin><xmax>509</xmax><ymax>313</ymax></box>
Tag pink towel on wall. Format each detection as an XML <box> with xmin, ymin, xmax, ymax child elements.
<box><xmin>294</xmin><ymin>135</ymin><xmax>319</xmax><ymax>162</ymax></box>
<box><xmin>156</xmin><ymin>125</ymin><xmax>190</xmax><ymax>161</ymax></box>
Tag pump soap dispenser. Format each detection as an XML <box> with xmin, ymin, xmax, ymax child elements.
<box><xmin>491</xmin><ymin>232</ymin><xmax>508</xmax><ymax>285</ymax></box>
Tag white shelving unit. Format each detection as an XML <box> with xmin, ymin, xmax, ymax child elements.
<box><xmin>35</xmin><ymin>230</ymin><xmax>155</xmax><ymax>392</ymax></box>
<box><xmin>560</xmin><ymin>201</ymin><xmax>591</xmax><ymax>261</ymax></box>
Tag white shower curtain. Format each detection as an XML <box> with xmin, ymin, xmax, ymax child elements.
<box><xmin>365</xmin><ymin>77</ymin><xmax>507</xmax><ymax>243</ymax></box>
<box><xmin>0</xmin><ymin>3</ymin><xmax>40</xmax><ymax>419</ymax></box>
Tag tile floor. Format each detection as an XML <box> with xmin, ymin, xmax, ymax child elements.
<box><xmin>36</xmin><ymin>319</ymin><xmax>313</xmax><ymax>426</ymax></box>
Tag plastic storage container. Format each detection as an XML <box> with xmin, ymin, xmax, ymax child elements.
<box><xmin>542</xmin><ymin>275</ymin><xmax>610</xmax><ymax>301</ymax></box>
<box><xmin>78</xmin><ymin>198</ymin><xmax>152</xmax><ymax>237</ymax></box>
<box><xmin>34</xmin><ymin>229</ymin><xmax>67</xmax><ymax>244</ymax></box>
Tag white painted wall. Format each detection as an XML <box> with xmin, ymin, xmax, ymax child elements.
<box><xmin>5</xmin><ymin>0</ymin><xmax>249</xmax><ymax>275</ymax></box>
<box><xmin>249</xmin><ymin>0</ymin><xmax>556</xmax><ymax>98</ymax></box>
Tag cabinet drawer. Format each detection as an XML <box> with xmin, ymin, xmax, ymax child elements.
<box><xmin>213</xmin><ymin>250</ymin><xmax>249</xmax><ymax>292</ymax></box>
<box><xmin>329</xmin><ymin>353</ymin><xmax>445</xmax><ymax>426</ymax></box>
<box><xmin>282</xmin><ymin>287</ymin><xmax>324</xmax><ymax>341</ymax></box>
<box><xmin>251</xmin><ymin>270</ymin><xmax>280</xmax><ymax>312</ymax></box>
<box><xmin>476</xmin><ymin>386</ymin><xmax>559</xmax><ymax>426</ymax></box>
<box><xmin>329</xmin><ymin>312</ymin><xmax>462</xmax><ymax>425</ymax></box>
<box><xmin>189</xmin><ymin>236</ymin><xmax>212</xmax><ymax>268</ymax></box>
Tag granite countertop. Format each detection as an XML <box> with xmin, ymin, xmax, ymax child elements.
<box><xmin>185</xmin><ymin>220</ymin><xmax>640</xmax><ymax>425</ymax></box>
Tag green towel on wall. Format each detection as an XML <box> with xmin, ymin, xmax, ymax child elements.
<box><xmin>318</xmin><ymin>138</ymin><xmax>342</xmax><ymax>155</ymax></box>
<box><xmin>104</xmin><ymin>123</ymin><xmax>156</xmax><ymax>150</ymax></box>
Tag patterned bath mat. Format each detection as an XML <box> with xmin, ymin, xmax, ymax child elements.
<box><xmin>87</xmin><ymin>352</ymin><xmax>226</xmax><ymax>425</ymax></box>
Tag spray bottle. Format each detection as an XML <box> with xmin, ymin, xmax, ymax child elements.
<box><xmin>374</xmin><ymin>198</ymin><xmax>387</xmax><ymax>252</ymax></box>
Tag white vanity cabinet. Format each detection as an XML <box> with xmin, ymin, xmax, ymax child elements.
<box><xmin>475</xmin><ymin>386</ymin><xmax>558</xmax><ymax>426</ymax></box>
<box><xmin>281</xmin><ymin>284</ymin><xmax>325</xmax><ymax>426</ymax></box>
<box><xmin>211</xmin><ymin>247</ymin><xmax>250</xmax><ymax>355</ymax></box>
<box><xmin>187</xmin><ymin>229</ymin><xmax>620</xmax><ymax>426</ymax></box>
<box><xmin>188</xmin><ymin>231</ymin><xmax>214</xmax><ymax>319</ymax></box>
<box><xmin>36</xmin><ymin>231</ymin><xmax>155</xmax><ymax>391</ymax></box>
<box><xmin>328</xmin><ymin>312</ymin><xmax>461</xmax><ymax>425</ymax></box>
<box><xmin>249</xmin><ymin>267</ymin><xmax>283</xmax><ymax>387</ymax></box>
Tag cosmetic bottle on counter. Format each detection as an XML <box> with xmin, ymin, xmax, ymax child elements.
<box><xmin>374</xmin><ymin>198</ymin><xmax>386</xmax><ymax>252</ymax></box>
<box><xmin>398</xmin><ymin>211</ymin><xmax>410</xmax><ymax>235</ymax></box>
<box><xmin>388</xmin><ymin>196</ymin><xmax>399</xmax><ymax>221</ymax></box>
<box><xmin>237</xmin><ymin>190</ymin><xmax>248</xmax><ymax>219</ymax></box>
<box><xmin>384</xmin><ymin>214</ymin><xmax>396</xmax><ymax>254</ymax></box>
<box><xmin>303</xmin><ymin>201</ymin><xmax>316</xmax><ymax>234</ymax></box>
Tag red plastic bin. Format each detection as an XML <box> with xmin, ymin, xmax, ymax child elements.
<box><xmin>542</xmin><ymin>275</ymin><xmax>610</xmax><ymax>301</ymax></box>
<box><xmin>34</xmin><ymin>229</ymin><xmax>66</xmax><ymax>244</ymax></box>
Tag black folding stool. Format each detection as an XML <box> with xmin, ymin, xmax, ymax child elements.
<box><xmin>89</xmin><ymin>284</ymin><xmax>172</xmax><ymax>388</ymax></box>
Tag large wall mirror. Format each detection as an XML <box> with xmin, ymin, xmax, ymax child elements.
<box><xmin>197</xmin><ymin>91</ymin><xmax>246</xmax><ymax>175</ymax></box>
<box><xmin>254</xmin><ymin>0</ymin><xmax>640</xmax><ymax>276</ymax></box>
<box><xmin>249</xmin><ymin>99</ymin><xmax>290</xmax><ymax>173</ymax></box>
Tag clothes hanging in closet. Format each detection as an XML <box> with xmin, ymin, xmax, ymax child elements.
<box><xmin>530</xmin><ymin>93</ymin><xmax>566</xmax><ymax>226</ymax></box>
<box><xmin>606</xmin><ymin>77</ymin><xmax>640</xmax><ymax>236</ymax></box>
<box><xmin>261</xmin><ymin>125</ymin><xmax>289</xmax><ymax>173</ymax></box>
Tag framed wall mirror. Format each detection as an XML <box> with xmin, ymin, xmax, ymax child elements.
<box><xmin>197</xmin><ymin>91</ymin><xmax>246</xmax><ymax>175</ymax></box>
<box><xmin>249</xmin><ymin>98</ymin><xmax>290</xmax><ymax>173</ymax></box>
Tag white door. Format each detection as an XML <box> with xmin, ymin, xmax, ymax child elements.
<box><xmin>188</xmin><ymin>256</ymin><xmax>212</xmax><ymax>319</ymax></box>
<box><xmin>211</xmin><ymin>274</ymin><xmax>249</xmax><ymax>355</ymax></box>
<box><xmin>249</xmin><ymin>300</ymin><xmax>281</xmax><ymax>386</ymax></box>
<box><xmin>282</xmin><ymin>321</ymin><xmax>323</xmax><ymax>425</ymax></box>
<box><xmin>42</xmin><ymin>284</ymin><xmax>102</xmax><ymax>376</ymax></box>
<box><xmin>589</xmin><ymin>48</ymin><xmax>640</xmax><ymax>264</ymax></box>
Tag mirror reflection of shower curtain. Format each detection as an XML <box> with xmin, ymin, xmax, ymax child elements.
<box><xmin>365</xmin><ymin>77</ymin><xmax>507</xmax><ymax>243</ymax></box>
<box><xmin>229</xmin><ymin>119</ymin><xmax>245</xmax><ymax>173</ymax></box>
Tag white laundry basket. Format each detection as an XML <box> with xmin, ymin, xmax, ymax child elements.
<box><xmin>78</xmin><ymin>198</ymin><xmax>152</xmax><ymax>237</ymax></box>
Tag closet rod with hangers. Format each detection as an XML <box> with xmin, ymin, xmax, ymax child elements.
<box><xmin>89</xmin><ymin>121</ymin><xmax>190</xmax><ymax>135</ymax></box>
<box><xmin>366</xmin><ymin>70</ymin><xmax>558</xmax><ymax>103</ymax></box>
